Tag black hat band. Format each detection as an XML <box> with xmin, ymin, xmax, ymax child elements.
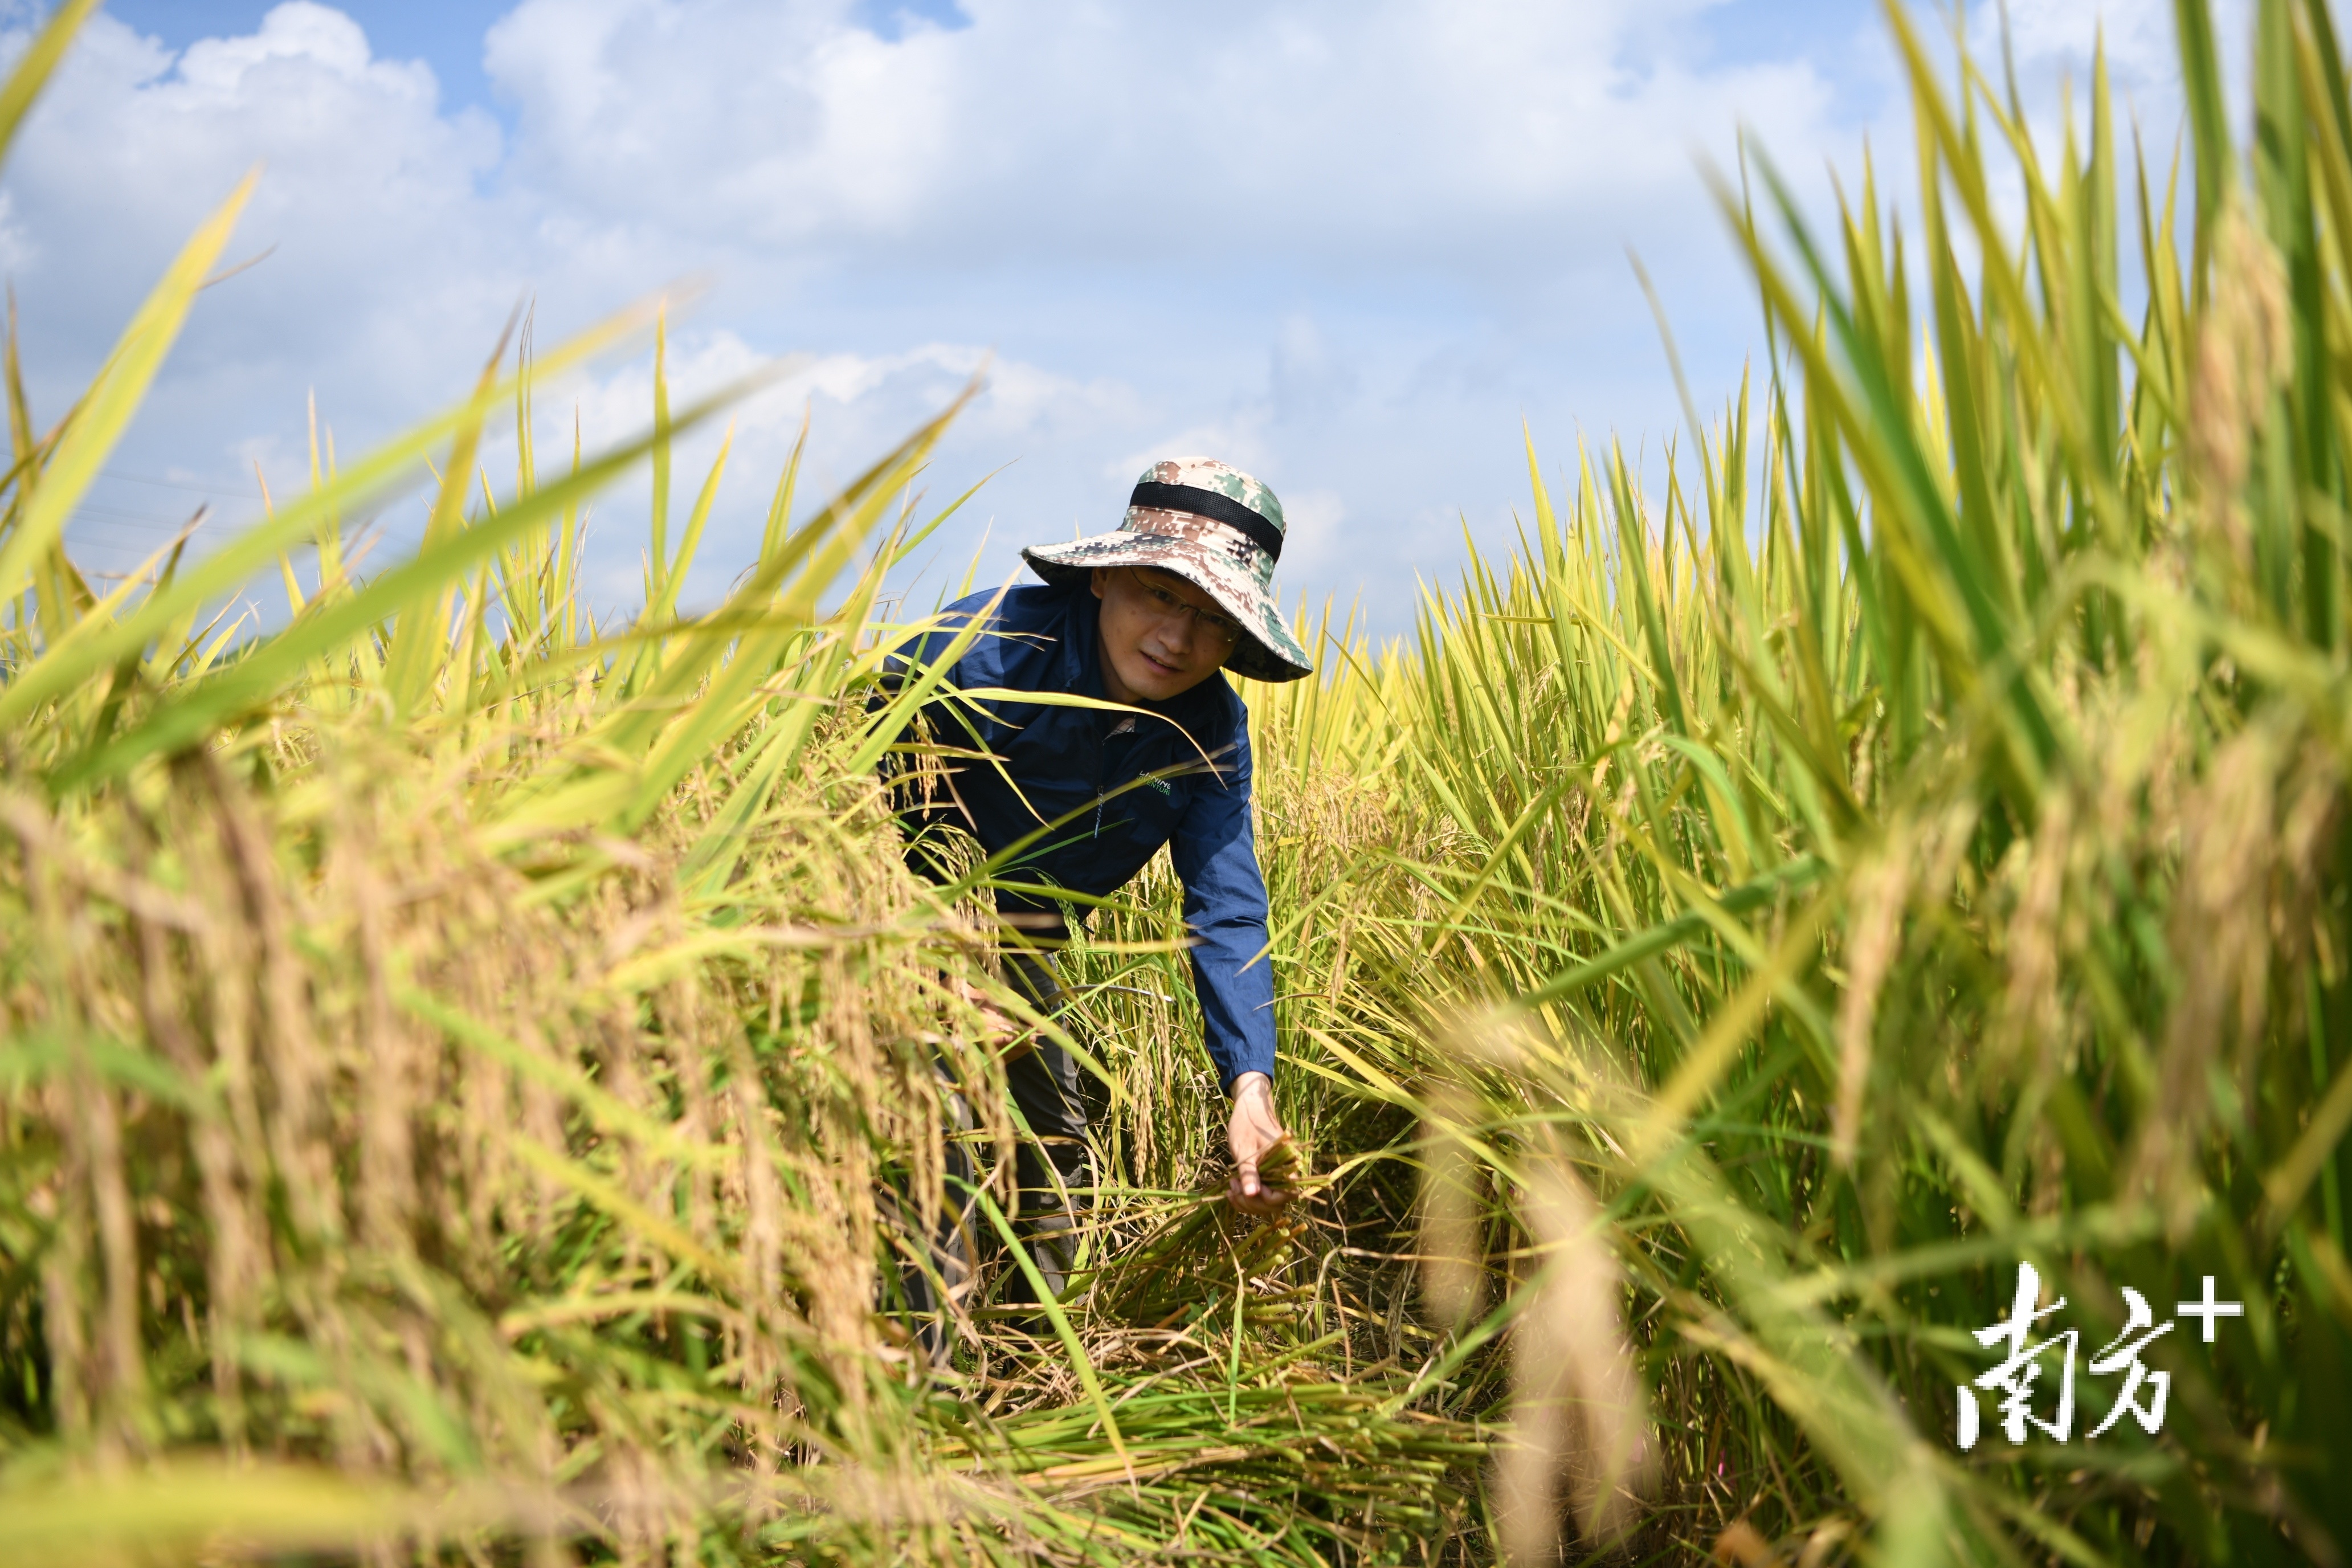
<box><xmin>1129</xmin><ymin>481</ymin><xmax>1283</xmax><ymax>563</ymax></box>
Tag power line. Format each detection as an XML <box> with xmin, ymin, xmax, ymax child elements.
<box><xmin>66</xmin><ymin>503</ymin><xmax>207</xmax><ymax>535</ymax></box>
<box><xmin>99</xmin><ymin>468</ymin><xmax>265</xmax><ymax>501</ymax></box>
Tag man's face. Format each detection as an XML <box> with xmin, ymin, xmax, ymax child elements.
<box><xmin>1091</xmin><ymin>565</ymin><xmax>1238</xmax><ymax>705</ymax></box>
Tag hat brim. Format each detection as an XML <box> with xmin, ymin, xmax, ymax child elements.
<box><xmin>1022</xmin><ymin>531</ymin><xmax>1313</xmax><ymax>683</ymax></box>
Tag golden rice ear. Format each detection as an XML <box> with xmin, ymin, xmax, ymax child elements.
<box><xmin>1832</xmin><ymin>816</ymin><xmax>1915</xmax><ymax>1169</ymax></box>
<box><xmin>1493</xmin><ymin>1145</ymin><xmax>1655</xmax><ymax>1563</ymax></box>
<box><xmin>1416</xmin><ymin>1084</ymin><xmax>1488</xmax><ymax>1333</ymax></box>
<box><xmin>2188</xmin><ymin>193</ymin><xmax>2292</xmax><ymax>558</ymax></box>
<box><xmin>2131</xmin><ymin>722</ymin><xmax>2286</xmax><ymax>1240</ymax></box>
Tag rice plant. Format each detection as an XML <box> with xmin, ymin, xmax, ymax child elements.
<box><xmin>0</xmin><ymin>3</ymin><xmax>1474</xmax><ymax>1562</ymax></box>
<box><xmin>1204</xmin><ymin>1</ymin><xmax>2352</xmax><ymax>1561</ymax></box>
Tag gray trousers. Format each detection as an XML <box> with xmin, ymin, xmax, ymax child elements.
<box><xmin>900</xmin><ymin>951</ymin><xmax>1094</xmax><ymax>1355</ymax></box>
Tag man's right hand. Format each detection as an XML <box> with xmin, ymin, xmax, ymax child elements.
<box><xmin>950</xmin><ymin>977</ymin><xmax>1018</xmax><ymax>1050</ymax></box>
<box><xmin>1227</xmin><ymin>1072</ymin><xmax>1292</xmax><ymax>1216</ymax></box>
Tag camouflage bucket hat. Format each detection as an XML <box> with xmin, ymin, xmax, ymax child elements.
<box><xmin>1021</xmin><ymin>457</ymin><xmax>1314</xmax><ymax>684</ymax></box>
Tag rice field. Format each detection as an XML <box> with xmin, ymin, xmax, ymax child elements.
<box><xmin>3</xmin><ymin>0</ymin><xmax>2350</xmax><ymax>1563</ymax></box>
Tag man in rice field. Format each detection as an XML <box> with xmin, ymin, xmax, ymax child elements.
<box><xmin>891</xmin><ymin>456</ymin><xmax>1312</xmax><ymax>1337</ymax></box>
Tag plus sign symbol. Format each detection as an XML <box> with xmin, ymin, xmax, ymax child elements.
<box><xmin>2175</xmin><ymin>1275</ymin><xmax>2244</xmax><ymax>1343</ymax></box>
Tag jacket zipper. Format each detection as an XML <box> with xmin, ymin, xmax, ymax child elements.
<box><xmin>1095</xmin><ymin>714</ymin><xmax>1136</xmax><ymax>838</ymax></box>
<box><xmin>1093</xmin><ymin>722</ymin><xmax>1107</xmax><ymax>838</ymax></box>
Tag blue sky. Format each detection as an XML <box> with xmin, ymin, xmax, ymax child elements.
<box><xmin>3</xmin><ymin>0</ymin><xmax>2209</xmax><ymax>635</ymax></box>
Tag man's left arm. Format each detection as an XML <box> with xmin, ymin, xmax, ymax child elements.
<box><xmin>1168</xmin><ymin>724</ymin><xmax>1292</xmax><ymax>1216</ymax></box>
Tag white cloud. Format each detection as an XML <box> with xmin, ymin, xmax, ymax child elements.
<box><xmin>177</xmin><ymin>1</ymin><xmax>382</xmax><ymax>86</ymax></box>
<box><xmin>6</xmin><ymin>4</ymin><xmax>511</xmax><ymax>468</ymax></box>
<box><xmin>477</xmin><ymin>0</ymin><xmax>1840</xmax><ymax>279</ymax></box>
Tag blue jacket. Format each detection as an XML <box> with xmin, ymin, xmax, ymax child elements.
<box><xmin>892</xmin><ymin>583</ymin><xmax>1276</xmax><ymax>1089</ymax></box>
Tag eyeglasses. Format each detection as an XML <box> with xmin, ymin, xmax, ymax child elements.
<box><xmin>1125</xmin><ymin>569</ymin><xmax>1244</xmax><ymax>646</ymax></box>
